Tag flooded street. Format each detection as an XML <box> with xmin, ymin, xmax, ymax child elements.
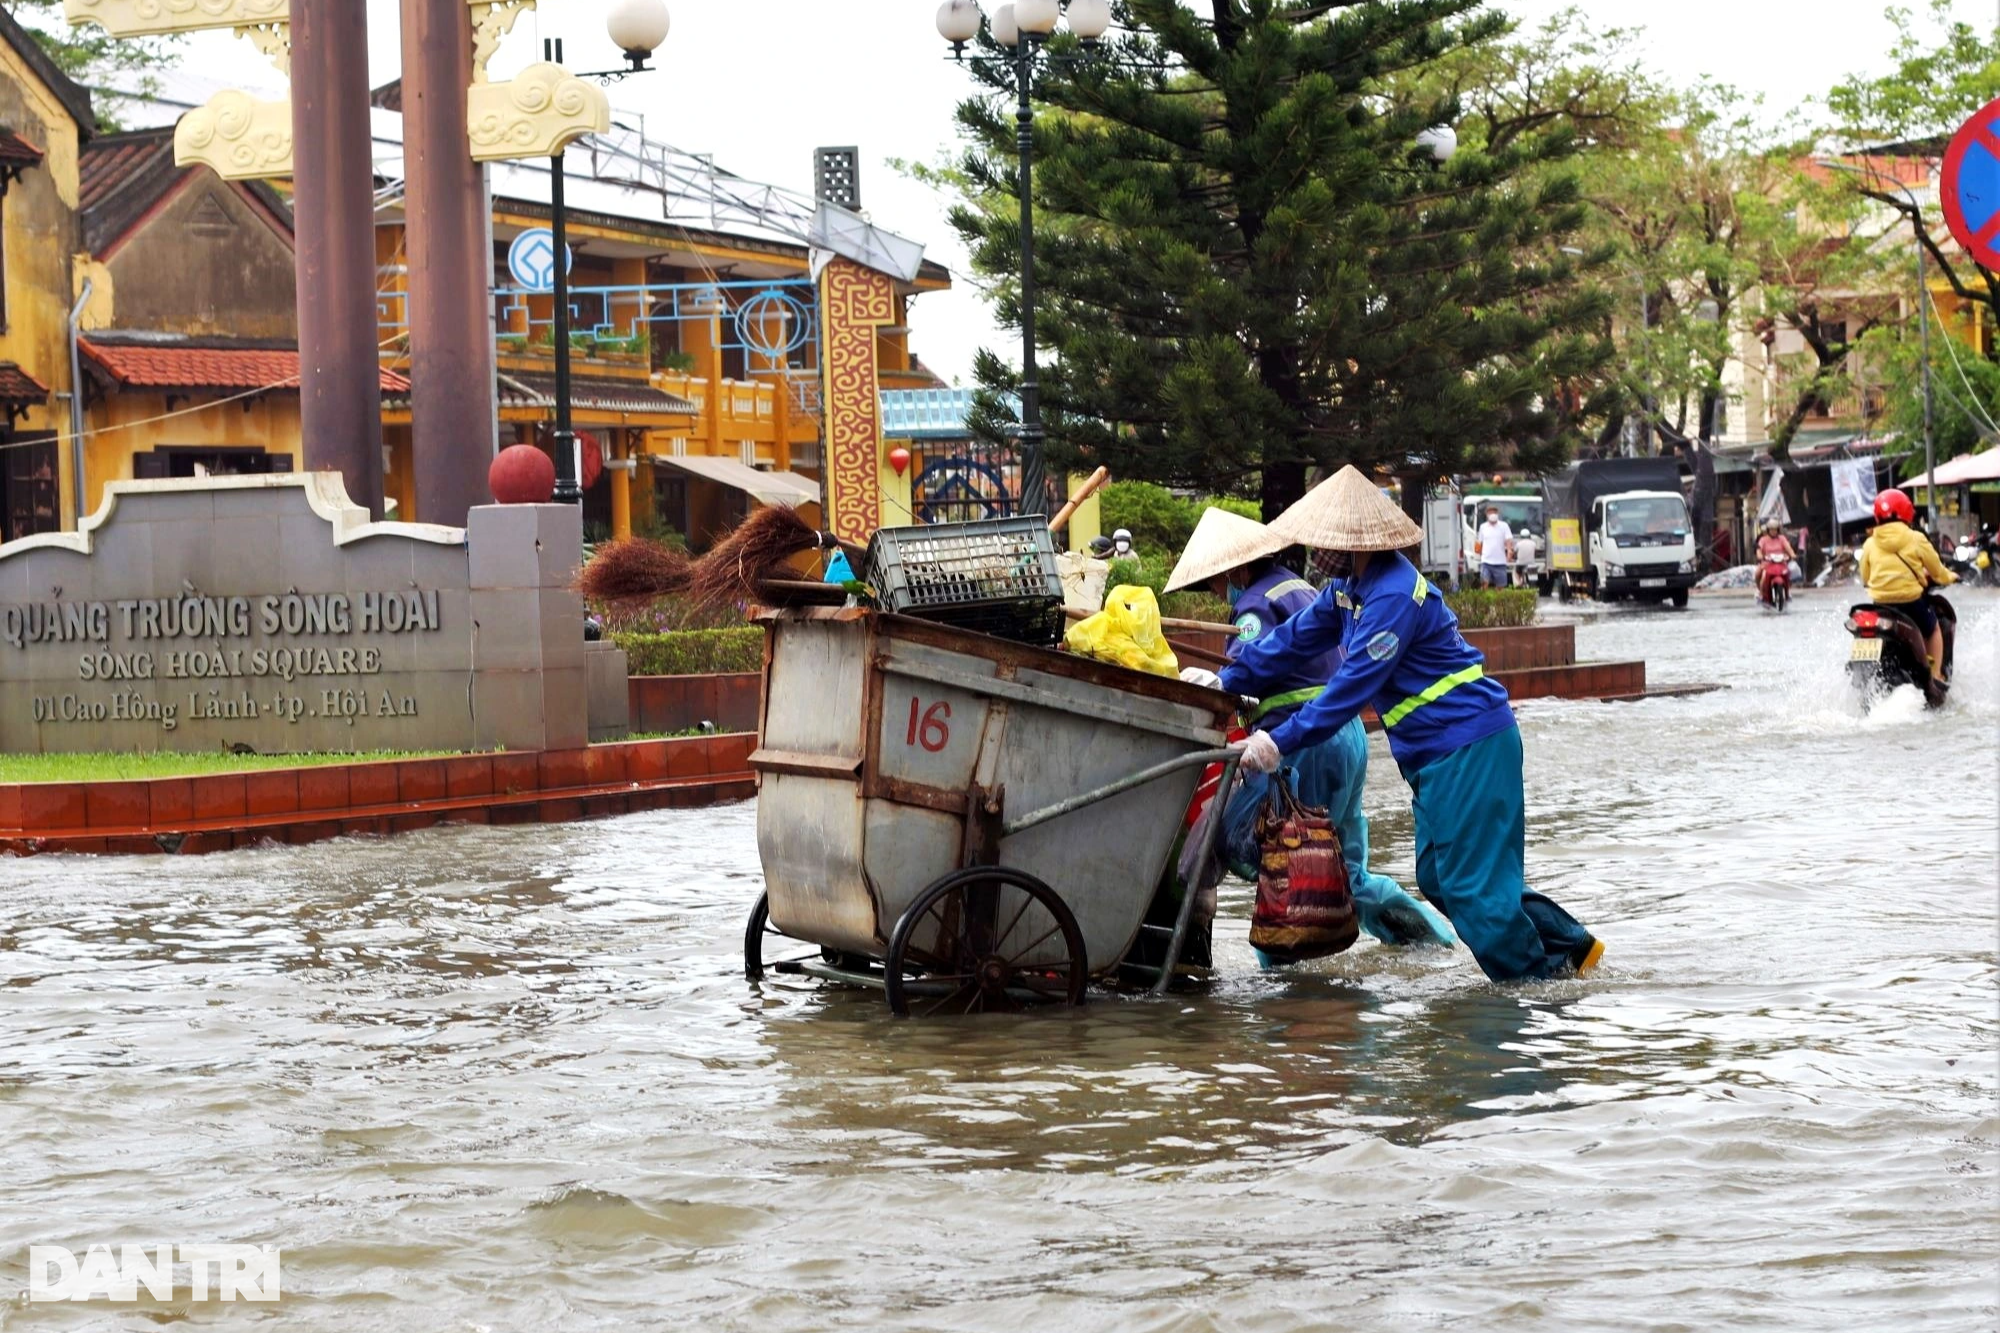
<box><xmin>2</xmin><ymin>591</ymin><xmax>1995</xmax><ymax>1331</ymax></box>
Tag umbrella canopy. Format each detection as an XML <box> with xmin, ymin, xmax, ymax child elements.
<box><xmin>1904</xmin><ymin>447</ymin><xmax>2000</xmax><ymax>488</ymax></box>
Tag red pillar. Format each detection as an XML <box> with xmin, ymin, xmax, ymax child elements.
<box><xmin>290</xmin><ymin>0</ymin><xmax>386</xmax><ymax>517</ymax></box>
<box><xmin>401</xmin><ymin>0</ymin><xmax>497</xmax><ymax>526</ymax></box>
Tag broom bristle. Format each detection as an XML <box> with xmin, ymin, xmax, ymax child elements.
<box><xmin>685</xmin><ymin>505</ymin><xmax>828</xmax><ymax>613</ymax></box>
<box><xmin>576</xmin><ymin>537</ymin><xmax>692</xmax><ymax>604</ymax></box>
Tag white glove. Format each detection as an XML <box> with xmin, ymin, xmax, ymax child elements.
<box><xmin>1234</xmin><ymin>730</ymin><xmax>1281</xmax><ymax>774</ymax></box>
<box><xmin>1179</xmin><ymin>667</ymin><xmax>1222</xmax><ymax>689</ymax></box>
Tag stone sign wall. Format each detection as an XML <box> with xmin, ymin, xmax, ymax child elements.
<box><xmin>0</xmin><ymin>474</ymin><xmax>596</xmax><ymax>756</ymax></box>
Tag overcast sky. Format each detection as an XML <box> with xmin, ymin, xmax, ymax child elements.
<box><xmin>171</xmin><ymin>0</ymin><xmax>1997</xmax><ymax>382</ymax></box>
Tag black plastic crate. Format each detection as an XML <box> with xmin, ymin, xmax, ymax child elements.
<box><xmin>865</xmin><ymin>517</ymin><xmax>1065</xmax><ymax>645</ymax></box>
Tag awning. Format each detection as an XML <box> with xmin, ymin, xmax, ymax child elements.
<box><xmin>649</xmin><ymin>453</ymin><xmax>820</xmax><ymax>507</ymax></box>
<box><xmin>1905</xmin><ymin>448</ymin><xmax>2000</xmax><ymax>488</ymax></box>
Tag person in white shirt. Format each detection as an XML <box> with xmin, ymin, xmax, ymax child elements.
<box><xmin>1513</xmin><ymin>527</ymin><xmax>1538</xmax><ymax>588</ymax></box>
<box><xmin>1476</xmin><ymin>509</ymin><xmax>1514</xmax><ymax>588</ymax></box>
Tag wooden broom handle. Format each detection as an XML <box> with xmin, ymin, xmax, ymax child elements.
<box><xmin>1046</xmin><ymin>467</ymin><xmax>1111</xmax><ymax>534</ymax></box>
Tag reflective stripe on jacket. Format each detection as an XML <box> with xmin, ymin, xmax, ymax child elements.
<box><xmin>1219</xmin><ymin>551</ymin><xmax>1514</xmax><ymax>776</ymax></box>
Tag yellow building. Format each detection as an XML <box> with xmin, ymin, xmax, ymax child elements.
<box><xmin>0</xmin><ymin>5</ymin><xmax>91</xmax><ymax>541</ymax></box>
<box><xmin>369</xmin><ymin>100</ymin><xmax>952</xmax><ymax>542</ymax></box>
<box><xmin>0</xmin><ymin>28</ymin><xmax>952</xmax><ymax>545</ymax></box>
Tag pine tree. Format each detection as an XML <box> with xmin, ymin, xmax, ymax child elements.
<box><xmin>948</xmin><ymin>0</ymin><xmax>1612</xmax><ymax>517</ymax></box>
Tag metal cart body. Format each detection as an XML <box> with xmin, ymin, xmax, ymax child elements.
<box><xmin>750</xmin><ymin>608</ymin><xmax>1235</xmax><ymax>998</ymax></box>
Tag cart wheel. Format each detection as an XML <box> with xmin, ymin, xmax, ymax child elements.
<box><xmin>885</xmin><ymin>867</ymin><xmax>1088</xmax><ymax>1018</ymax></box>
<box><xmin>744</xmin><ymin>892</ymin><xmax>818</xmax><ymax>981</ymax></box>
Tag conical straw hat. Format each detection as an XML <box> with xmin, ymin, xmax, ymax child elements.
<box><xmin>1164</xmin><ymin>507</ymin><xmax>1288</xmax><ymax>592</ymax></box>
<box><xmin>1268</xmin><ymin>465</ymin><xmax>1423</xmax><ymax>552</ymax></box>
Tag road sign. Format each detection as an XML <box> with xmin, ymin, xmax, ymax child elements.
<box><xmin>1940</xmin><ymin>94</ymin><xmax>2000</xmax><ymax>271</ymax></box>
<box><xmin>507</xmin><ymin>228</ymin><xmax>570</xmax><ymax>292</ymax></box>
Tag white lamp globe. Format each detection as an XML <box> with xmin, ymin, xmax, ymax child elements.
<box><xmin>1416</xmin><ymin>125</ymin><xmax>1458</xmax><ymax>162</ymax></box>
<box><xmin>1065</xmin><ymin>0</ymin><xmax>1112</xmax><ymax>40</ymax></box>
<box><xmin>1016</xmin><ymin>0</ymin><xmax>1060</xmax><ymax>36</ymax></box>
<box><xmin>990</xmin><ymin>3</ymin><xmax>1019</xmax><ymax>46</ymax></box>
<box><xmin>606</xmin><ymin>0</ymin><xmax>670</xmax><ymax>58</ymax></box>
<box><xmin>936</xmin><ymin>0</ymin><xmax>983</xmax><ymax>45</ymax></box>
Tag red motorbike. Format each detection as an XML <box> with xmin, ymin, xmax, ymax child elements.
<box><xmin>1758</xmin><ymin>552</ymin><xmax>1793</xmax><ymax>612</ymax></box>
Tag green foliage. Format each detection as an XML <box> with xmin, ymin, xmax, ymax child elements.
<box><xmin>657</xmin><ymin>350</ymin><xmax>699</xmax><ymax>374</ymax></box>
<box><xmin>1099</xmin><ymin>482</ymin><xmax>1259</xmax><ymax>555</ymax></box>
<box><xmin>1444</xmin><ymin>587</ymin><xmax>1538</xmax><ymax>629</ymax></box>
<box><xmin>1824</xmin><ymin>0</ymin><xmax>2000</xmax><ymax>144</ymax></box>
<box><xmin>595</xmin><ymin>330</ymin><xmax>650</xmax><ymax>357</ymax></box>
<box><xmin>1104</xmin><ymin>552</ymin><xmax>1167</xmax><ymax>597</ymax></box>
<box><xmin>632</xmin><ymin>513</ymin><xmax>690</xmax><ymax>549</ymax></box>
<box><xmin>9</xmin><ymin>0</ymin><xmax>182</xmax><ymax>128</ymax></box>
<box><xmin>1159</xmin><ymin>591</ymin><xmax>1234</xmax><ymax>625</ymax></box>
<box><xmin>591</xmin><ymin>594</ymin><xmax>738</xmax><ymax>635</ymax></box>
<box><xmin>613</xmin><ymin>628</ymin><xmax>764</xmax><ymax>677</ymax></box>
<box><xmin>1863</xmin><ymin>325</ymin><xmax>2000</xmax><ymax>466</ymax></box>
<box><xmin>947</xmin><ymin>0</ymin><xmax>1614</xmax><ymax>516</ymax></box>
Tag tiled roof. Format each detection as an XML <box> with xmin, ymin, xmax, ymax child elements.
<box><xmin>81</xmin><ymin>336</ymin><xmax>411</xmax><ymax>394</ymax></box>
<box><xmin>78</xmin><ymin>128</ymin><xmax>293</xmax><ymax>256</ymax></box>
<box><xmin>0</xmin><ymin>128</ymin><xmax>44</xmax><ymax>168</ymax></box>
<box><xmin>500</xmin><ymin>372</ymin><xmax>698</xmax><ymax>416</ymax></box>
<box><xmin>80</xmin><ymin>129</ymin><xmax>174</xmax><ymax>212</ymax></box>
<box><xmin>0</xmin><ymin>362</ymin><xmax>50</xmax><ymax>405</ymax></box>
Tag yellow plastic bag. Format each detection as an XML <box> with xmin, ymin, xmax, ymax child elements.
<box><xmin>1064</xmin><ymin>584</ymin><xmax>1180</xmax><ymax>677</ymax></box>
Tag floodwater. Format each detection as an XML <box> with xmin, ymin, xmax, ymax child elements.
<box><xmin>2</xmin><ymin>590</ymin><xmax>1995</xmax><ymax>1331</ymax></box>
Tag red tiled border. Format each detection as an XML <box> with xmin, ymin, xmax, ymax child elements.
<box><xmin>0</xmin><ymin>736</ymin><xmax>755</xmax><ymax>854</ymax></box>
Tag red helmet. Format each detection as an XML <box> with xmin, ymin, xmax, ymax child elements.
<box><xmin>1873</xmin><ymin>488</ymin><xmax>1915</xmax><ymax>524</ymax></box>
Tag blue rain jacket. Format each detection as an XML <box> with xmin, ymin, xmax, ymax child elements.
<box><xmin>1225</xmin><ymin>567</ymin><xmax>1340</xmax><ymax>728</ymax></box>
<box><xmin>1219</xmin><ymin>551</ymin><xmax>1514</xmax><ymax>777</ymax></box>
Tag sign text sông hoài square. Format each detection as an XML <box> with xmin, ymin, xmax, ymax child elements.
<box><xmin>0</xmin><ymin>474</ymin><xmax>592</xmax><ymax>756</ymax></box>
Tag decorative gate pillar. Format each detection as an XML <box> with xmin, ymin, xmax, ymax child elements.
<box><xmin>817</xmin><ymin>257</ymin><xmax>897</xmax><ymax>545</ymax></box>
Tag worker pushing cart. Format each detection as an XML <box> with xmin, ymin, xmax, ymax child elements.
<box><xmin>1221</xmin><ymin>468</ymin><xmax>1603</xmax><ymax>984</ymax></box>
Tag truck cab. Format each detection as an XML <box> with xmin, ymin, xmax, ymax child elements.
<box><xmin>1586</xmin><ymin>489</ymin><xmax>1697</xmax><ymax>605</ymax></box>
<box><xmin>1543</xmin><ymin>458</ymin><xmax>1699</xmax><ymax>608</ymax></box>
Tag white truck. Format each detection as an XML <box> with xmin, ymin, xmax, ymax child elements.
<box><xmin>1542</xmin><ymin>458</ymin><xmax>1698</xmax><ymax>607</ymax></box>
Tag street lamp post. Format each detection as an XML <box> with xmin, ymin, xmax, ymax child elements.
<box><xmin>937</xmin><ymin>0</ymin><xmax>1110</xmax><ymax>517</ymax></box>
<box><xmin>546</xmin><ymin>1</ymin><xmax>673</xmax><ymax>506</ymax></box>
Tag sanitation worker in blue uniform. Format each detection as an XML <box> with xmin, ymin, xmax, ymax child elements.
<box><xmin>1165</xmin><ymin>507</ymin><xmax>1455</xmax><ymax>950</ymax></box>
<box><xmin>1219</xmin><ymin>468</ymin><xmax>1604</xmax><ymax>983</ymax></box>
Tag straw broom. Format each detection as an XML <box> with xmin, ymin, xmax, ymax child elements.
<box><xmin>576</xmin><ymin>537</ymin><xmax>692</xmax><ymax>604</ymax></box>
<box><xmin>685</xmin><ymin>506</ymin><xmax>866</xmax><ymax>614</ymax></box>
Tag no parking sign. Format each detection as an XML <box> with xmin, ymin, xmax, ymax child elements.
<box><xmin>1941</xmin><ymin>95</ymin><xmax>2000</xmax><ymax>270</ymax></box>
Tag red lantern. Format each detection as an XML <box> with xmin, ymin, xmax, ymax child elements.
<box><xmin>579</xmin><ymin>430</ymin><xmax>604</xmax><ymax>489</ymax></box>
<box><xmin>887</xmin><ymin>446</ymin><xmax>912</xmax><ymax>476</ymax></box>
<box><xmin>489</xmin><ymin>443</ymin><xmax>556</xmax><ymax>504</ymax></box>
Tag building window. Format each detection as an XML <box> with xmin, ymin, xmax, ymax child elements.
<box><xmin>1</xmin><ymin>431</ymin><xmax>58</xmax><ymax>542</ymax></box>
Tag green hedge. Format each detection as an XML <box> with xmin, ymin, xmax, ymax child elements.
<box><xmin>614</xmin><ymin>627</ymin><xmax>763</xmax><ymax>676</ymax></box>
<box><xmin>1098</xmin><ymin>481</ymin><xmax>1260</xmax><ymax>555</ymax></box>
<box><xmin>1444</xmin><ymin>588</ymin><xmax>1538</xmax><ymax>629</ymax></box>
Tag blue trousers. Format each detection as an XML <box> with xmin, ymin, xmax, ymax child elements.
<box><xmin>1406</xmin><ymin>724</ymin><xmax>1594</xmax><ymax>982</ymax></box>
<box><xmin>1225</xmin><ymin>717</ymin><xmax>1456</xmax><ymax>950</ymax></box>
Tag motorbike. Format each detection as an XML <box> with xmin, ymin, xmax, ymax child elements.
<box><xmin>1944</xmin><ymin>536</ymin><xmax>1980</xmax><ymax>583</ymax></box>
<box><xmin>1962</xmin><ymin>533</ymin><xmax>2000</xmax><ymax>587</ymax></box>
<box><xmin>1758</xmin><ymin>551</ymin><xmax>1793</xmax><ymax>612</ymax></box>
<box><xmin>1846</xmin><ymin>593</ymin><xmax>1955</xmax><ymax>709</ymax></box>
